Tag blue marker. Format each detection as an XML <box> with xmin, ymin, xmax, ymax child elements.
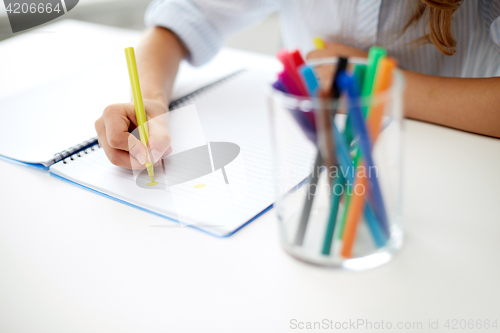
<box><xmin>337</xmin><ymin>72</ymin><xmax>390</xmax><ymax>237</ymax></box>
<box><xmin>363</xmin><ymin>201</ymin><xmax>387</xmax><ymax>247</ymax></box>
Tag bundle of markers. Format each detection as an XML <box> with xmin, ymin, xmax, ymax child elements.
<box><xmin>272</xmin><ymin>38</ymin><xmax>397</xmax><ymax>258</ymax></box>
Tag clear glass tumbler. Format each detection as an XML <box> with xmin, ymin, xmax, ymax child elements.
<box><xmin>267</xmin><ymin>58</ymin><xmax>404</xmax><ymax>270</ymax></box>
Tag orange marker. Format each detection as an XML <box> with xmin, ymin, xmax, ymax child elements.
<box><xmin>340</xmin><ymin>174</ymin><xmax>367</xmax><ymax>258</ymax></box>
<box><xmin>367</xmin><ymin>58</ymin><xmax>397</xmax><ymax>143</ymax></box>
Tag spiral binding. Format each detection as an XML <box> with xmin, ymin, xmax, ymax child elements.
<box><xmin>53</xmin><ymin>69</ymin><xmax>245</xmax><ymax>165</ymax></box>
<box><xmin>53</xmin><ymin>136</ymin><xmax>100</xmax><ymax>164</ymax></box>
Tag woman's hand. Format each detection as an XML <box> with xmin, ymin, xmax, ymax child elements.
<box><xmin>95</xmin><ymin>27</ymin><xmax>188</xmax><ymax>169</ymax></box>
<box><xmin>306</xmin><ymin>42</ymin><xmax>368</xmax><ymax>89</ymax></box>
<box><xmin>95</xmin><ymin>99</ymin><xmax>171</xmax><ymax>170</ymax></box>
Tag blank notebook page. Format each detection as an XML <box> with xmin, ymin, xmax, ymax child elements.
<box><xmin>50</xmin><ymin>69</ymin><xmax>316</xmax><ymax>236</ymax></box>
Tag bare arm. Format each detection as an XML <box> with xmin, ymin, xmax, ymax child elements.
<box><xmin>136</xmin><ymin>27</ymin><xmax>188</xmax><ymax>106</ymax></box>
<box><xmin>307</xmin><ymin>43</ymin><xmax>500</xmax><ymax>138</ymax></box>
<box><xmin>95</xmin><ymin>27</ymin><xmax>188</xmax><ymax>169</ymax></box>
<box><xmin>404</xmin><ymin>71</ymin><xmax>500</xmax><ymax>138</ymax></box>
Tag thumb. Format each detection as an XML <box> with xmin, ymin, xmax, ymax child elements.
<box><xmin>127</xmin><ymin>134</ymin><xmax>148</xmax><ymax>167</ymax></box>
<box><xmin>146</xmin><ymin>113</ymin><xmax>171</xmax><ymax>164</ymax></box>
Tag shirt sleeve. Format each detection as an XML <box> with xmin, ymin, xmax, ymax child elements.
<box><xmin>145</xmin><ymin>0</ymin><xmax>279</xmax><ymax>66</ymax></box>
<box><xmin>480</xmin><ymin>0</ymin><xmax>500</xmax><ymax>53</ymax></box>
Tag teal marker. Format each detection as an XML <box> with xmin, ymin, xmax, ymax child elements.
<box><xmin>343</xmin><ymin>64</ymin><xmax>367</xmax><ymax>145</ymax></box>
<box><xmin>299</xmin><ymin>64</ymin><xmax>319</xmax><ymax>96</ymax></box>
<box><xmin>362</xmin><ymin>47</ymin><xmax>387</xmax><ymax>118</ymax></box>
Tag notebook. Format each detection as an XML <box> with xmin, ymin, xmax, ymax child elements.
<box><xmin>1</xmin><ymin>65</ymin><xmax>316</xmax><ymax>236</ymax></box>
<box><xmin>0</xmin><ymin>20</ymin><xmax>317</xmax><ymax>236</ymax></box>
<box><xmin>48</xmin><ymin>69</ymin><xmax>316</xmax><ymax>237</ymax></box>
<box><xmin>0</xmin><ymin>50</ymin><xmax>250</xmax><ymax>167</ymax></box>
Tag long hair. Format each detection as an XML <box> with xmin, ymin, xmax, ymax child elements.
<box><xmin>403</xmin><ymin>0</ymin><xmax>462</xmax><ymax>56</ymax></box>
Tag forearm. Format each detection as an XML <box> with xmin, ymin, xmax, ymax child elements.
<box><xmin>404</xmin><ymin>71</ymin><xmax>500</xmax><ymax>138</ymax></box>
<box><xmin>136</xmin><ymin>27</ymin><xmax>188</xmax><ymax>106</ymax></box>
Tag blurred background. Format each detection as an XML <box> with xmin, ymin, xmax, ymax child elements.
<box><xmin>0</xmin><ymin>0</ymin><xmax>282</xmax><ymax>56</ymax></box>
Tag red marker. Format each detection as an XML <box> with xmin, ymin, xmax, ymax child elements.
<box><xmin>290</xmin><ymin>49</ymin><xmax>305</xmax><ymax>68</ymax></box>
<box><xmin>277</xmin><ymin>49</ymin><xmax>308</xmax><ymax>96</ymax></box>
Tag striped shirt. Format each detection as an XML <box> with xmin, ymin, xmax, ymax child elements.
<box><xmin>145</xmin><ymin>0</ymin><xmax>500</xmax><ymax>78</ymax></box>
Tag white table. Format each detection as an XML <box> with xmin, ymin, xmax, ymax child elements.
<box><xmin>1</xmin><ymin>21</ymin><xmax>500</xmax><ymax>333</ymax></box>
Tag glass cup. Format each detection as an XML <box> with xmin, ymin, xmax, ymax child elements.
<box><xmin>267</xmin><ymin>58</ymin><xmax>404</xmax><ymax>270</ymax></box>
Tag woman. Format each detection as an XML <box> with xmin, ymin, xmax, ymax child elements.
<box><xmin>95</xmin><ymin>0</ymin><xmax>500</xmax><ymax>169</ymax></box>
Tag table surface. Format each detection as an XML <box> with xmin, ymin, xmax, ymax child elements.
<box><xmin>1</xmin><ymin>21</ymin><xmax>500</xmax><ymax>333</ymax></box>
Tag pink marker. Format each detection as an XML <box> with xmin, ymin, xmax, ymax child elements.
<box><xmin>277</xmin><ymin>70</ymin><xmax>302</xmax><ymax>96</ymax></box>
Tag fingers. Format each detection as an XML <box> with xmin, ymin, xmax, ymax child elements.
<box><xmin>102</xmin><ymin>104</ymin><xmax>133</xmax><ymax>151</ymax></box>
<box><xmin>306</xmin><ymin>43</ymin><xmax>369</xmax><ymax>91</ymax></box>
<box><xmin>96</xmin><ymin>100</ymin><xmax>171</xmax><ymax>169</ymax></box>
<box><xmin>95</xmin><ymin>103</ymin><xmax>147</xmax><ymax>170</ymax></box>
<box><xmin>306</xmin><ymin>49</ymin><xmax>335</xmax><ymax>61</ymax></box>
<box><xmin>143</xmin><ymin>101</ymin><xmax>171</xmax><ymax>164</ymax></box>
<box><xmin>147</xmin><ymin>114</ymin><xmax>171</xmax><ymax>164</ymax></box>
<box><xmin>100</xmin><ymin>138</ymin><xmax>141</xmax><ymax>169</ymax></box>
<box><xmin>128</xmin><ymin>134</ymin><xmax>148</xmax><ymax>166</ymax></box>
<box><xmin>306</xmin><ymin>42</ymin><xmax>369</xmax><ymax>61</ymax></box>
<box><xmin>103</xmin><ymin>105</ymin><xmax>148</xmax><ymax>164</ymax></box>
<box><xmin>323</xmin><ymin>42</ymin><xmax>369</xmax><ymax>58</ymax></box>
<box><xmin>306</xmin><ymin>48</ymin><xmax>344</xmax><ymax>90</ymax></box>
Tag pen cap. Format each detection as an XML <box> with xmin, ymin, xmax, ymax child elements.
<box><xmin>298</xmin><ymin>65</ymin><xmax>319</xmax><ymax>96</ymax></box>
<box><xmin>290</xmin><ymin>50</ymin><xmax>305</xmax><ymax>68</ymax></box>
<box><xmin>277</xmin><ymin>50</ymin><xmax>308</xmax><ymax>96</ymax></box>
<box><xmin>313</xmin><ymin>37</ymin><xmax>326</xmax><ymax>50</ymax></box>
